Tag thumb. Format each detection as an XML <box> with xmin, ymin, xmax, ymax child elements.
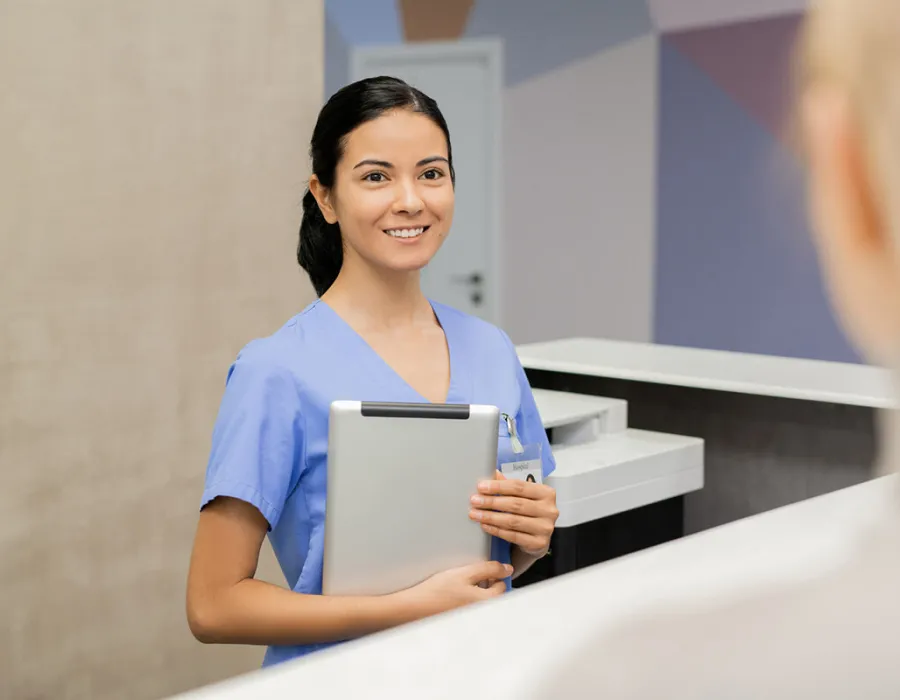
<box><xmin>466</xmin><ymin>560</ymin><xmax>513</xmax><ymax>583</ymax></box>
<box><xmin>495</xmin><ymin>469</ymin><xmax>506</xmax><ymax>480</ymax></box>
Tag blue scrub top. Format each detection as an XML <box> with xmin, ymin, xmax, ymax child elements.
<box><xmin>200</xmin><ymin>299</ymin><xmax>556</xmax><ymax>666</ymax></box>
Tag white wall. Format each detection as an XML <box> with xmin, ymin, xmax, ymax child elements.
<box><xmin>502</xmin><ymin>35</ymin><xmax>659</xmax><ymax>344</ymax></box>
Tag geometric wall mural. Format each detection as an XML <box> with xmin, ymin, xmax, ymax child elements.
<box><xmin>325</xmin><ymin>0</ymin><xmax>861</xmax><ymax>363</ymax></box>
<box><xmin>648</xmin><ymin>0</ymin><xmax>810</xmax><ymax>32</ymax></box>
<box><xmin>463</xmin><ymin>0</ymin><xmax>653</xmax><ymax>87</ymax></box>
<box><xmin>653</xmin><ymin>4</ymin><xmax>856</xmax><ymax>363</ymax></box>
<box><xmin>666</xmin><ymin>15</ymin><xmax>805</xmax><ymax>146</ymax></box>
<box><xmin>327</xmin><ymin>0</ymin><xmax>402</xmax><ymax>46</ymax></box>
<box><xmin>654</xmin><ymin>37</ymin><xmax>858</xmax><ymax>363</ymax></box>
<box><xmin>398</xmin><ymin>0</ymin><xmax>474</xmax><ymax>42</ymax></box>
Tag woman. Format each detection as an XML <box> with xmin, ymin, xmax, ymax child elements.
<box><xmin>536</xmin><ymin>0</ymin><xmax>900</xmax><ymax>696</ymax></box>
<box><xmin>185</xmin><ymin>76</ymin><xmax>559</xmax><ymax>666</ymax></box>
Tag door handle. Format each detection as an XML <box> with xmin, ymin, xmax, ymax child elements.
<box><xmin>450</xmin><ymin>272</ymin><xmax>484</xmax><ymax>307</ymax></box>
<box><xmin>451</xmin><ymin>272</ymin><xmax>483</xmax><ymax>286</ymax></box>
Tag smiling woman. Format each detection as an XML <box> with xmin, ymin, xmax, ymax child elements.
<box><xmin>297</xmin><ymin>78</ymin><xmax>456</xmax><ymax>297</ymax></box>
<box><xmin>307</xmin><ymin>106</ymin><xmax>454</xmax><ymax>282</ymax></box>
<box><xmin>185</xmin><ymin>76</ymin><xmax>559</xmax><ymax>669</ymax></box>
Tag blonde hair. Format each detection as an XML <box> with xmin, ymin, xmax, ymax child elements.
<box><xmin>796</xmin><ymin>0</ymin><xmax>900</xmax><ymax>242</ymax></box>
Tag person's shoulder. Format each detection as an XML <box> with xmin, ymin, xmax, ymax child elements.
<box><xmin>229</xmin><ymin>301</ymin><xmax>324</xmax><ymax>379</ymax></box>
<box><xmin>432</xmin><ymin>301</ymin><xmax>514</xmax><ymax>350</ymax></box>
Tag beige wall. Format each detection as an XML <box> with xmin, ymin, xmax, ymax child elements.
<box><xmin>0</xmin><ymin>1</ymin><xmax>321</xmax><ymax>698</ymax></box>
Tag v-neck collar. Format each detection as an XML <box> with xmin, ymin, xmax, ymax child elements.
<box><xmin>316</xmin><ymin>298</ymin><xmax>459</xmax><ymax>405</ymax></box>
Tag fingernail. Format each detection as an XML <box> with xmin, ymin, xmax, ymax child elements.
<box><xmin>504</xmin><ymin>564</ymin><xmax>514</xmax><ymax>574</ymax></box>
<box><xmin>470</xmin><ymin>495</ymin><xmax>484</xmax><ymax>505</ymax></box>
<box><xmin>469</xmin><ymin>509</ymin><xmax>482</xmax><ymax>521</ymax></box>
<box><xmin>478</xmin><ymin>481</ymin><xmax>490</xmax><ymax>491</ymax></box>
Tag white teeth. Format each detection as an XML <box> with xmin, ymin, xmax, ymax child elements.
<box><xmin>385</xmin><ymin>227</ymin><xmax>425</xmax><ymax>238</ymax></box>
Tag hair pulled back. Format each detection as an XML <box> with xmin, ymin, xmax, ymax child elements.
<box><xmin>298</xmin><ymin>76</ymin><xmax>455</xmax><ymax>297</ymax></box>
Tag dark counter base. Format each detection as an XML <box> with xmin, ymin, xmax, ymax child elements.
<box><xmin>513</xmin><ymin>497</ymin><xmax>684</xmax><ymax>587</ymax></box>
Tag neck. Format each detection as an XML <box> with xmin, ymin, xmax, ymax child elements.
<box><xmin>322</xmin><ymin>261</ymin><xmax>434</xmax><ymax>330</ymax></box>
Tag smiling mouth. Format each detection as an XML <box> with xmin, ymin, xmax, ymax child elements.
<box><xmin>384</xmin><ymin>226</ymin><xmax>430</xmax><ymax>239</ymax></box>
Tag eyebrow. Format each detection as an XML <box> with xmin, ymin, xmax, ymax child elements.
<box><xmin>352</xmin><ymin>156</ymin><xmax>450</xmax><ymax>170</ymax></box>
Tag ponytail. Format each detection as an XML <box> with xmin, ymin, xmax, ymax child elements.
<box><xmin>297</xmin><ymin>189</ymin><xmax>343</xmax><ymax>297</ymax></box>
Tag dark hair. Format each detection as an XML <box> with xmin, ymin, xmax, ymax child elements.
<box><xmin>298</xmin><ymin>76</ymin><xmax>455</xmax><ymax>297</ymax></box>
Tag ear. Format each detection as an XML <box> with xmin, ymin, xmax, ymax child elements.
<box><xmin>802</xmin><ymin>85</ymin><xmax>900</xmax><ymax>363</ymax></box>
<box><xmin>309</xmin><ymin>175</ymin><xmax>338</xmax><ymax>225</ymax></box>
<box><xmin>804</xmin><ymin>86</ymin><xmax>886</xmax><ymax>257</ymax></box>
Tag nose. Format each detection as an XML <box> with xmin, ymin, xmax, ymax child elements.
<box><xmin>392</xmin><ymin>179</ymin><xmax>424</xmax><ymax>216</ymax></box>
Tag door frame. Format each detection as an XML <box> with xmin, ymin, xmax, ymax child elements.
<box><xmin>350</xmin><ymin>38</ymin><xmax>504</xmax><ymax>326</ymax></box>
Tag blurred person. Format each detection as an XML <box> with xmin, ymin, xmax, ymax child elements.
<box><xmin>531</xmin><ymin>0</ymin><xmax>900</xmax><ymax>697</ymax></box>
<box><xmin>185</xmin><ymin>77</ymin><xmax>558</xmax><ymax>667</ymax></box>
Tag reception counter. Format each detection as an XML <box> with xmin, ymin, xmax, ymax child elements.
<box><xmin>526</xmin><ymin>388</ymin><xmax>704</xmax><ymax>582</ymax></box>
<box><xmin>518</xmin><ymin>337</ymin><xmax>892</xmax><ymax>408</ymax></box>
<box><xmin>170</xmin><ymin>339</ymin><xmax>896</xmax><ymax>699</ymax></box>
<box><xmin>519</xmin><ymin>338</ymin><xmax>892</xmax><ymax>534</ymax></box>
<box><xmin>171</xmin><ymin>474</ymin><xmax>898</xmax><ymax>700</ymax></box>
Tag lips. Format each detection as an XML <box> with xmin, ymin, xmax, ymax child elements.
<box><xmin>384</xmin><ymin>225</ymin><xmax>430</xmax><ymax>239</ymax></box>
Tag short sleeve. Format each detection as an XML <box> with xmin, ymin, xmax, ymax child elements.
<box><xmin>200</xmin><ymin>349</ymin><xmax>304</xmax><ymax>530</ymax></box>
<box><xmin>499</xmin><ymin>329</ymin><xmax>557</xmax><ymax>479</ymax></box>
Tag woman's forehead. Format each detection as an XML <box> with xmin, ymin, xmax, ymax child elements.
<box><xmin>342</xmin><ymin>110</ymin><xmax>448</xmax><ymax>163</ymax></box>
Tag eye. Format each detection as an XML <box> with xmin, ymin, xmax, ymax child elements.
<box><xmin>420</xmin><ymin>168</ymin><xmax>444</xmax><ymax>181</ymax></box>
<box><xmin>363</xmin><ymin>171</ymin><xmax>387</xmax><ymax>183</ymax></box>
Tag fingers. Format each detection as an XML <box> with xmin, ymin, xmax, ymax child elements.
<box><xmin>478</xmin><ymin>523</ymin><xmax>548</xmax><ymax>552</ymax></box>
<box><xmin>470</xmin><ymin>493</ymin><xmax>551</xmax><ymax>518</ymax></box>
<box><xmin>486</xmin><ymin>580</ymin><xmax>507</xmax><ymax>596</ymax></box>
<box><xmin>471</xmin><ymin>493</ymin><xmax>531</xmax><ymax>515</ymax></box>
<box><xmin>463</xmin><ymin>560</ymin><xmax>513</xmax><ymax>584</ymax></box>
<box><xmin>469</xmin><ymin>505</ymin><xmax>557</xmax><ymax>537</ymax></box>
<box><xmin>473</xmin><ymin>578</ymin><xmax>508</xmax><ymax>601</ymax></box>
<box><xmin>477</xmin><ymin>478</ymin><xmax>552</xmax><ymax>499</ymax></box>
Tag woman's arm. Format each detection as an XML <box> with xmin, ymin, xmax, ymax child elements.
<box><xmin>186</xmin><ymin>496</ymin><xmax>511</xmax><ymax>646</ymax></box>
<box><xmin>186</xmin><ymin>497</ymin><xmax>422</xmax><ymax>645</ymax></box>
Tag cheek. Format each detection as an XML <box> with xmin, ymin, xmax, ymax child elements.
<box><xmin>336</xmin><ymin>190</ymin><xmax>392</xmax><ymax>233</ymax></box>
<box><xmin>805</xmin><ymin>143</ymin><xmax>900</xmax><ymax>362</ymax></box>
<box><xmin>427</xmin><ymin>187</ymin><xmax>455</xmax><ymax>223</ymax></box>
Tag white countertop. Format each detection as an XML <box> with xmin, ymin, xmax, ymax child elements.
<box><xmin>549</xmin><ymin>429</ymin><xmax>703</xmax><ymax>526</ymax></box>
<box><xmin>532</xmin><ymin>388</ymin><xmax>703</xmax><ymax>526</ymax></box>
<box><xmin>171</xmin><ymin>475</ymin><xmax>896</xmax><ymax>700</ymax></box>
<box><xmin>517</xmin><ymin>338</ymin><xmax>894</xmax><ymax>408</ymax></box>
<box><xmin>531</xmin><ymin>388</ymin><xmax>626</xmax><ymax>431</ymax></box>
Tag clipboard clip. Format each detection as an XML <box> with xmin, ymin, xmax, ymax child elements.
<box><xmin>502</xmin><ymin>412</ymin><xmax>525</xmax><ymax>455</ymax></box>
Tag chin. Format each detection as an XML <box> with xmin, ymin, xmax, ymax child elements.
<box><xmin>387</xmin><ymin>256</ymin><xmax>434</xmax><ymax>274</ymax></box>
<box><xmin>377</xmin><ymin>239</ymin><xmax>443</xmax><ymax>272</ymax></box>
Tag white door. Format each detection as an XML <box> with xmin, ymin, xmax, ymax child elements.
<box><xmin>351</xmin><ymin>39</ymin><xmax>503</xmax><ymax>325</ymax></box>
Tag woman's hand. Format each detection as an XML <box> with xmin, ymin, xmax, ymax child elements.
<box><xmin>469</xmin><ymin>472</ymin><xmax>559</xmax><ymax>557</ymax></box>
<box><xmin>395</xmin><ymin>560</ymin><xmax>512</xmax><ymax>618</ymax></box>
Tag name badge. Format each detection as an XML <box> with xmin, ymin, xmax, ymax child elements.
<box><xmin>501</xmin><ymin>457</ymin><xmax>543</xmax><ymax>484</ymax></box>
